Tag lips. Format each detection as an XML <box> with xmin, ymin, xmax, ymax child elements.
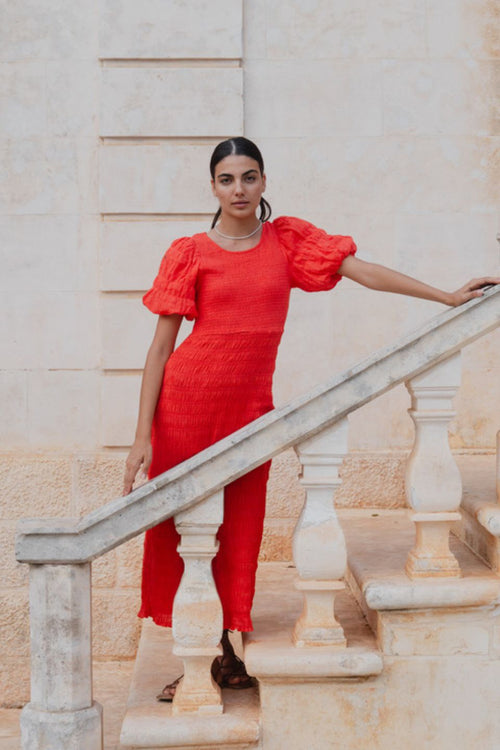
<box><xmin>232</xmin><ymin>201</ymin><xmax>249</xmax><ymax>207</ymax></box>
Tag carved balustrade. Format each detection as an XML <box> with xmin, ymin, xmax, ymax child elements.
<box><xmin>404</xmin><ymin>353</ymin><xmax>462</xmax><ymax>578</ymax></box>
<box><xmin>172</xmin><ymin>490</ymin><xmax>224</xmax><ymax>715</ymax></box>
<box><xmin>15</xmin><ymin>287</ymin><xmax>499</xmax><ymax>748</ymax></box>
<box><xmin>292</xmin><ymin>419</ymin><xmax>348</xmax><ymax>647</ymax></box>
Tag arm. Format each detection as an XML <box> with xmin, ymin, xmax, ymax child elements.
<box><xmin>339</xmin><ymin>255</ymin><xmax>500</xmax><ymax>307</ymax></box>
<box><xmin>123</xmin><ymin>314</ymin><xmax>182</xmax><ymax>495</ymax></box>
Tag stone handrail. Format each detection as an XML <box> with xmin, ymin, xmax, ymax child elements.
<box><xmin>16</xmin><ymin>285</ymin><xmax>499</xmax><ymax>747</ymax></box>
<box><xmin>16</xmin><ymin>284</ymin><xmax>500</xmax><ymax>565</ymax></box>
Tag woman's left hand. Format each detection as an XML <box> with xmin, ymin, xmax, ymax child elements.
<box><xmin>447</xmin><ymin>277</ymin><xmax>500</xmax><ymax>307</ymax></box>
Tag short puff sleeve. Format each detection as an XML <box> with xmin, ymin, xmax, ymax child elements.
<box><xmin>143</xmin><ymin>237</ymin><xmax>199</xmax><ymax>319</ymax></box>
<box><xmin>274</xmin><ymin>216</ymin><xmax>356</xmax><ymax>292</ymax></box>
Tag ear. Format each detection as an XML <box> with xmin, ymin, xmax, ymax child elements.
<box><xmin>262</xmin><ymin>173</ymin><xmax>267</xmax><ymax>192</ymax></box>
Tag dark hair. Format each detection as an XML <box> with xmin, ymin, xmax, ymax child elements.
<box><xmin>209</xmin><ymin>137</ymin><xmax>272</xmax><ymax>228</ymax></box>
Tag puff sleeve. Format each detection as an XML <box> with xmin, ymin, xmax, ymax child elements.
<box><xmin>142</xmin><ymin>237</ymin><xmax>199</xmax><ymax>320</ymax></box>
<box><xmin>274</xmin><ymin>216</ymin><xmax>356</xmax><ymax>292</ymax></box>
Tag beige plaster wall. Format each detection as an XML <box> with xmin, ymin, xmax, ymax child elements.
<box><xmin>0</xmin><ymin>0</ymin><xmax>498</xmax><ymax>705</ymax></box>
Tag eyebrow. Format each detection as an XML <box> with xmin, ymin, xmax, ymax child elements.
<box><xmin>217</xmin><ymin>169</ymin><xmax>259</xmax><ymax>179</ymax></box>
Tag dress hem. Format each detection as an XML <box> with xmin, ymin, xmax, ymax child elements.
<box><xmin>138</xmin><ymin>611</ymin><xmax>253</xmax><ymax>633</ymax></box>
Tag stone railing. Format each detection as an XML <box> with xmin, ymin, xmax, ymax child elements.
<box><xmin>16</xmin><ymin>286</ymin><xmax>499</xmax><ymax>749</ymax></box>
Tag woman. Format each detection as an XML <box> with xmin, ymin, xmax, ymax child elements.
<box><xmin>123</xmin><ymin>137</ymin><xmax>498</xmax><ymax>700</ymax></box>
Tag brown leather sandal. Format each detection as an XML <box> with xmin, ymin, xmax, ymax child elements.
<box><xmin>156</xmin><ymin>654</ymin><xmax>255</xmax><ymax>702</ymax></box>
<box><xmin>156</xmin><ymin>675</ymin><xmax>182</xmax><ymax>702</ymax></box>
<box><xmin>211</xmin><ymin>652</ymin><xmax>256</xmax><ymax>690</ymax></box>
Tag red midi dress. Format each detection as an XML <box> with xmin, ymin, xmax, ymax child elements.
<box><xmin>139</xmin><ymin>216</ymin><xmax>356</xmax><ymax>631</ymax></box>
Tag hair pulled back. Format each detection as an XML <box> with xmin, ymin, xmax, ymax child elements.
<box><xmin>210</xmin><ymin>137</ymin><xmax>272</xmax><ymax>228</ymax></box>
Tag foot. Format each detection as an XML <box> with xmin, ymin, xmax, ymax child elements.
<box><xmin>156</xmin><ymin>632</ymin><xmax>255</xmax><ymax>702</ymax></box>
<box><xmin>211</xmin><ymin>651</ymin><xmax>255</xmax><ymax>689</ymax></box>
<box><xmin>156</xmin><ymin>675</ymin><xmax>182</xmax><ymax>702</ymax></box>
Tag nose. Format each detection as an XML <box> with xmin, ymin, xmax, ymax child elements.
<box><xmin>234</xmin><ymin>179</ymin><xmax>244</xmax><ymax>195</ymax></box>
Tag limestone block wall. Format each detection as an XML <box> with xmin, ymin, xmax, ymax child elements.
<box><xmin>243</xmin><ymin>0</ymin><xmax>500</xmax><ymax>559</ymax></box>
<box><xmin>0</xmin><ymin>0</ymin><xmax>498</xmax><ymax>706</ymax></box>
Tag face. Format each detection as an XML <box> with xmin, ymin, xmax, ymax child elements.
<box><xmin>211</xmin><ymin>155</ymin><xmax>266</xmax><ymax>221</ymax></box>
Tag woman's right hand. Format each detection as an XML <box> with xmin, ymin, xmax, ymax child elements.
<box><xmin>123</xmin><ymin>437</ymin><xmax>153</xmax><ymax>496</ymax></box>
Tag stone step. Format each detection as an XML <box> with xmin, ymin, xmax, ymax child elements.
<box><xmin>244</xmin><ymin>562</ymin><xmax>383</xmax><ymax>680</ymax></box>
<box><xmin>120</xmin><ymin>562</ymin><xmax>383</xmax><ymax>749</ymax></box>
<box><xmin>119</xmin><ymin>620</ymin><xmax>261</xmax><ymax>749</ymax></box>
<box><xmin>340</xmin><ymin>505</ymin><xmax>500</xmax><ymax>635</ymax></box>
<box><xmin>454</xmin><ymin>454</ymin><xmax>500</xmax><ymax>571</ymax></box>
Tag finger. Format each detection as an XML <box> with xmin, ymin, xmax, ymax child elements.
<box><xmin>123</xmin><ymin>465</ymin><xmax>139</xmax><ymax>495</ymax></box>
<box><xmin>470</xmin><ymin>278</ymin><xmax>500</xmax><ymax>290</ymax></box>
<box><xmin>142</xmin><ymin>457</ymin><xmax>152</xmax><ymax>478</ymax></box>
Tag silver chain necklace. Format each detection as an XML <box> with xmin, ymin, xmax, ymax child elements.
<box><xmin>213</xmin><ymin>221</ymin><xmax>262</xmax><ymax>240</ymax></box>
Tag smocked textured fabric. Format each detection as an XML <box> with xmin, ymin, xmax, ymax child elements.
<box><xmin>139</xmin><ymin>216</ymin><xmax>356</xmax><ymax>631</ymax></box>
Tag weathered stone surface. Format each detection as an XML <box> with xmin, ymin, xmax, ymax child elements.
<box><xmin>0</xmin><ymin>455</ymin><xmax>72</xmax><ymax>518</ymax></box>
<box><xmin>0</xmin><ymin>591</ymin><xmax>29</xmax><ymax>657</ymax></box>
<box><xmin>246</xmin><ymin>0</ymin><xmax>426</xmax><ymax>60</ymax></box>
<box><xmin>0</xmin><ymin>658</ymin><xmax>30</xmax><ymax>707</ymax></box>
<box><xmin>0</xmin><ymin>61</ymin><xmax>46</xmax><ymax>137</ymax></box>
<box><xmin>258</xmin><ymin>656</ymin><xmax>500</xmax><ymax>750</ymax></box>
<box><xmin>28</xmin><ymin>564</ymin><xmax>93</xmax><ymax>712</ymax></box>
<box><xmin>73</xmin><ymin>455</ymin><xmax>125</xmax><ymax>517</ymax></box>
<box><xmin>121</xmin><ymin>621</ymin><xmax>259</xmax><ymax>746</ymax></box>
<box><xmin>260</xmin><ymin>518</ymin><xmax>294</xmax><ymax>562</ymax></box>
<box><xmin>0</xmin><ymin>215</ymin><xmax>81</xmax><ymax>291</ymax></box>
<box><xmin>116</xmin><ymin>534</ymin><xmax>144</xmax><ymax>588</ymax></box>
<box><xmin>100</xmin><ymin>219</ymin><xmax>208</xmax><ymax>292</ymax></box>
<box><xmin>3</xmin><ymin>293</ymin><xmax>99</xmax><ymax>370</ymax></box>
<box><xmin>344</xmin><ymin>511</ymin><xmax>500</xmax><ymax>611</ymax></box>
<box><xmin>99</xmin><ymin>0</ymin><xmax>242</xmax><ymax>59</ymax></box>
<box><xmin>246</xmin><ymin>60</ymin><xmax>382</xmax><ymax>137</ymax></box>
<box><xmin>256</xmin><ymin>134</ymin><xmax>498</xmax><ymax>218</ymax></box>
<box><xmin>266</xmin><ymin>450</ymin><xmax>304</xmax><ymax>518</ymax></box>
<box><xmin>455</xmin><ymin>329</ymin><xmax>500</xmax><ymax>449</ymax></box>
<box><xmin>99</xmin><ymin>142</ymin><xmax>217</xmax><ymax>215</ymax></box>
<box><xmin>337</xmin><ymin>452</ymin><xmax>408</xmax><ymax>508</ymax></box>
<box><xmin>378</xmin><ymin>608</ymin><xmax>491</xmax><ymax>656</ymax></box>
<box><xmin>393</xmin><ymin>210</ymin><xmax>499</xmax><ymax>287</ymax></box>
<box><xmin>91</xmin><ymin>550</ymin><xmax>117</xmax><ymax>588</ymax></box>
<box><xmin>47</xmin><ymin>60</ymin><xmax>99</xmax><ymax>137</ymax></box>
<box><xmin>0</xmin><ymin>523</ymin><xmax>28</xmax><ymax>586</ymax></box>
<box><xmin>426</xmin><ymin>0</ymin><xmax>500</xmax><ymax>59</ymax></box>
<box><xmin>101</xmin><ymin>67</ymin><xmax>242</xmax><ymax>137</ymax></box>
<box><xmin>92</xmin><ymin>590</ymin><xmax>141</xmax><ymax>658</ymax></box>
<box><xmin>0</xmin><ymin>138</ymin><xmax>97</xmax><ymax>215</ymax></box>
<box><xmin>0</xmin><ymin>0</ymin><xmax>97</xmax><ymax>60</ymax></box>
<box><xmin>382</xmin><ymin>60</ymin><xmax>494</xmax><ymax>136</ymax></box>
<box><xmin>100</xmin><ymin>374</ymin><xmax>142</xmax><ymax>446</ymax></box>
<box><xmin>0</xmin><ymin>372</ymin><xmax>28</xmax><ymax>449</ymax></box>
<box><xmin>100</xmin><ymin>297</ymin><xmax>154</xmax><ymax>370</ymax></box>
<box><xmin>27</xmin><ymin>371</ymin><xmax>100</xmax><ymax>449</ymax></box>
<box><xmin>21</xmin><ymin>701</ymin><xmax>103</xmax><ymax>750</ymax></box>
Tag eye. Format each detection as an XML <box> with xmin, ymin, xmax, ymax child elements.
<box><xmin>245</xmin><ymin>175</ymin><xmax>256</xmax><ymax>182</ymax></box>
<box><xmin>219</xmin><ymin>177</ymin><xmax>231</xmax><ymax>185</ymax></box>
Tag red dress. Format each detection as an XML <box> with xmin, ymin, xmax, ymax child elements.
<box><xmin>139</xmin><ymin>216</ymin><xmax>356</xmax><ymax>631</ymax></box>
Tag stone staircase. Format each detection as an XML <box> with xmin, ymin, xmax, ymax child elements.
<box><xmin>120</xmin><ymin>480</ymin><xmax>500</xmax><ymax>750</ymax></box>
<box><xmin>119</xmin><ymin>456</ymin><xmax>500</xmax><ymax>750</ymax></box>
<box><xmin>15</xmin><ymin>286</ymin><xmax>500</xmax><ymax>750</ymax></box>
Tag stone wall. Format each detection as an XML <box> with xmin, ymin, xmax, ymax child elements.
<box><xmin>1</xmin><ymin>0</ymin><xmax>498</xmax><ymax>705</ymax></box>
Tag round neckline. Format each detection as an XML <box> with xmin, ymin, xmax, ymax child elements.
<box><xmin>204</xmin><ymin>222</ymin><xmax>268</xmax><ymax>254</ymax></box>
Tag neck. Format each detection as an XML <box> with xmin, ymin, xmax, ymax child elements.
<box><xmin>216</xmin><ymin>215</ymin><xmax>260</xmax><ymax>236</ymax></box>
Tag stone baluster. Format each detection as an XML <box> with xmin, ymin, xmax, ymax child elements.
<box><xmin>172</xmin><ymin>490</ymin><xmax>224</xmax><ymax>715</ymax></box>
<box><xmin>292</xmin><ymin>418</ymin><xmax>349</xmax><ymax>647</ymax></box>
<box><xmin>404</xmin><ymin>353</ymin><xmax>462</xmax><ymax>579</ymax></box>
<box><xmin>20</xmin><ymin>563</ymin><xmax>103</xmax><ymax>750</ymax></box>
